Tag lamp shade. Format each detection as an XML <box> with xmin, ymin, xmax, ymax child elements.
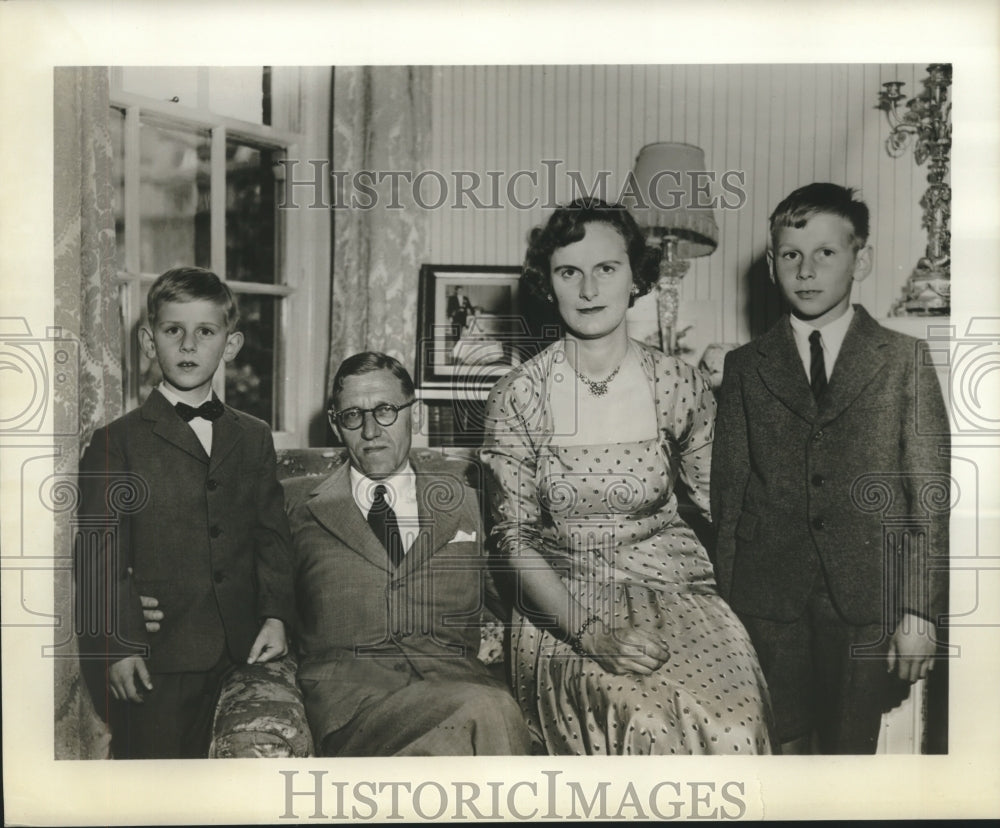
<box><xmin>629</xmin><ymin>142</ymin><xmax>719</xmax><ymax>259</ymax></box>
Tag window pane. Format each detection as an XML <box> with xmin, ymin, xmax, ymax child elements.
<box><xmin>110</xmin><ymin>107</ymin><xmax>126</xmax><ymax>272</ymax></box>
<box><xmin>226</xmin><ymin>141</ymin><xmax>281</xmax><ymax>284</ymax></box>
<box><xmin>122</xmin><ymin>67</ymin><xmax>200</xmax><ymax>108</ymax></box>
<box><xmin>208</xmin><ymin>67</ymin><xmax>265</xmax><ymax>124</ymax></box>
<box><xmin>226</xmin><ymin>293</ymin><xmax>279</xmax><ymax>427</ymax></box>
<box><xmin>139</xmin><ymin>120</ymin><xmax>211</xmax><ymax>275</ymax></box>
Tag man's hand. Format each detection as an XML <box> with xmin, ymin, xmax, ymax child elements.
<box><xmin>247</xmin><ymin>617</ymin><xmax>288</xmax><ymax>664</ymax></box>
<box><xmin>109</xmin><ymin>655</ymin><xmax>153</xmax><ymax>703</ymax></box>
<box><xmin>140</xmin><ymin>595</ymin><xmax>163</xmax><ymax>633</ymax></box>
<box><xmin>887</xmin><ymin>613</ymin><xmax>937</xmax><ymax>683</ymax></box>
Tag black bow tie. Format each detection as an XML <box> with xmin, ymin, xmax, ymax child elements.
<box><xmin>175</xmin><ymin>398</ymin><xmax>225</xmax><ymax>422</ymax></box>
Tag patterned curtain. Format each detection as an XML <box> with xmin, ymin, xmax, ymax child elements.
<box><xmin>53</xmin><ymin>67</ymin><xmax>120</xmax><ymax>759</ymax></box>
<box><xmin>327</xmin><ymin>66</ymin><xmax>431</xmax><ymax>396</ymax></box>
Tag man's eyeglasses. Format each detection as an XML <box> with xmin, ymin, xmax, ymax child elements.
<box><xmin>328</xmin><ymin>400</ymin><xmax>416</xmax><ymax>431</ymax></box>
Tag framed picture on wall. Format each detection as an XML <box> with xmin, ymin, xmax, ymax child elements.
<box><xmin>416</xmin><ymin>264</ymin><xmax>541</xmax><ymax>399</ymax></box>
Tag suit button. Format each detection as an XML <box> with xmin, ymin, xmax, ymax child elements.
<box><xmin>206</xmin><ymin>479</ymin><xmax>218</xmax><ymax>491</ymax></box>
<box><xmin>389</xmin><ymin>581</ymin><xmax>402</xmax><ymax>590</ymax></box>
<box><xmin>811</xmin><ymin>474</ymin><xmax>825</xmax><ymax>486</ymax></box>
<box><xmin>210</xmin><ymin>525</ymin><xmax>221</xmax><ymax>538</ymax></box>
<box><xmin>813</xmin><ymin>429</ymin><xmax>824</xmax><ymax>441</ymax></box>
<box><xmin>213</xmin><ymin>570</ymin><xmax>224</xmax><ymax>583</ymax></box>
<box><xmin>812</xmin><ymin>516</ymin><xmax>826</xmax><ymax>531</ymax></box>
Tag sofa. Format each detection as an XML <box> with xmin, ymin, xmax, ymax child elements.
<box><xmin>207</xmin><ymin>446</ymin><xmax>503</xmax><ymax>758</ymax></box>
<box><xmin>207</xmin><ymin>442</ymin><xmax>937</xmax><ymax>757</ymax></box>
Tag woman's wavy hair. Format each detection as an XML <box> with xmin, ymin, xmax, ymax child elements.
<box><xmin>520</xmin><ymin>197</ymin><xmax>658</xmax><ymax>310</ymax></box>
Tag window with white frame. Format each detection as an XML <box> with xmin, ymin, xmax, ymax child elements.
<box><xmin>109</xmin><ymin>67</ymin><xmax>301</xmax><ymax>433</ymax></box>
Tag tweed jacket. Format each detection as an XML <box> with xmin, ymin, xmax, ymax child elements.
<box><xmin>711</xmin><ymin>306</ymin><xmax>950</xmax><ymax>626</ymax></box>
<box><xmin>76</xmin><ymin>389</ymin><xmax>294</xmax><ymax>675</ymax></box>
<box><xmin>287</xmin><ymin>455</ymin><xmax>502</xmax><ymax>735</ymax></box>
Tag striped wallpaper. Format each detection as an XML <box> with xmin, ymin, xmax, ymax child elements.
<box><xmin>425</xmin><ymin>64</ymin><xmax>931</xmax><ymax>352</ymax></box>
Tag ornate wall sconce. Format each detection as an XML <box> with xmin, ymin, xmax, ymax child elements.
<box><xmin>877</xmin><ymin>64</ymin><xmax>952</xmax><ymax>316</ymax></box>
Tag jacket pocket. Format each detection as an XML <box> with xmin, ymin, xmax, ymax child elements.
<box><xmin>735</xmin><ymin>511</ymin><xmax>759</xmax><ymax>542</ymax></box>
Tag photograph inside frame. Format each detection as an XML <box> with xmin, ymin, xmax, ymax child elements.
<box><xmin>49</xmin><ymin>62</ymin><xmax>959</xmax><ymax>773</ymax></box>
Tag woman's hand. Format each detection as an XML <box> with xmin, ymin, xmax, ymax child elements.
<box><xmin>577</xmin><ymin>625</ymin><xmax>671</xmax><ymax>675</ymax></box>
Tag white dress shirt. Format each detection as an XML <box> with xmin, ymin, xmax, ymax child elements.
<box><xmin>789</xmin><ymin>306</ymin><xmax>855</xmax><ymax>386</ymax></box>
<box><xmin>350</xmin><ymin>463</ymin><xmax>420</xmax><ymax>555</ymax></box>
<box><xmin>157</xmin><ymin>382</ymin><xmax>215</xmax><ymax>456</ymax></box>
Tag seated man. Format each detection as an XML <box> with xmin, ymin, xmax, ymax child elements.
<box><xmin>290</xmin><ymin>352</ymin><xmax>530</xmax><ymax>756</ymax></box>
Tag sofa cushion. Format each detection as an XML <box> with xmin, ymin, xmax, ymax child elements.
<box><xmin>208</xmin><ymin>656</ymin><xmax>314</xmax><ymax>758</ymax></box>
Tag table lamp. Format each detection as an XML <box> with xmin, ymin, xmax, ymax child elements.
<box><xmin>629</xmin><ymin>142</ymin><xmax>719</xmax><ymax>354</ymax></box>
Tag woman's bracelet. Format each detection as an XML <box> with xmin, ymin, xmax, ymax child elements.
<box><xmin>568</xmin><ymin>613</ymin><xmax>601</xmax><ymax>656</ymax></box>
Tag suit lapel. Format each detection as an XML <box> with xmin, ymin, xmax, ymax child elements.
<box><xmin>143</xmin><ymin>389</ymin><xmax>209</xmax><ymax>464</ymax></box>
<box><xmin>209</xmin><ymin>403</ymin><xmax>243</xmax><ymax>472</ymax></box>
<box><xmin>401</xmin><ymin>463</ymin><xmax>464</xmax><ymax>576</ymax></box>
<box><xmin>818</xmin><ymin>306</ymin><xmax>889</xmax><ymax>423</ymax></box>
<box><xmin>305</xmin><ymin>463</ymin><xmax>392</xmax><ymax>572</ymax></box>
<box><xmin>755</xmin><ymin>317</ymin><xmax>817</xmax><ymax>423</ymax></box>
<box><xmin>305</xmin><ymin>456</ymin><xmax>471</xmax><ymax>576</ymax></box>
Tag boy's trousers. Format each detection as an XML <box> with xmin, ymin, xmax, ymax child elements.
<box><xmin>739</xmin><ymin>573</ymin><xmax>911</xmax><ymax>754</ymax></box>
<box><xmin>109</xmin><ymin>652</ymin><xmax>235</xmax><ymax>759</ymax></box>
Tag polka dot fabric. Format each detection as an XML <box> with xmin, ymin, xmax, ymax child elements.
<box><xmin>482</xmin><ymin>340</ymin><xmax>775</xmax><ymax>755</ymax></box>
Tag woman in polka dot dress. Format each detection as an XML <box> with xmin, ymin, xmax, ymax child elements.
<box><xmin>482</xmin><ymin>198</ymin><xmax>775</xmax><ymax>755</ymax></box>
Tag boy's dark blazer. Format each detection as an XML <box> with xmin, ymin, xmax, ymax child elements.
<box><xmin>76</xmin><ymin>388</ymin><xmax>294</xmax><ymax>677</ymax></box>
<box><xmin>711</xmin><ymin>305</ymin><xmax>950</xmax><ymax>627</ymax></box>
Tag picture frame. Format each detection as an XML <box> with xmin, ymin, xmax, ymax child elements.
<box><xmin>415</xmin><ymin>264</ymin><xmax>538</xmax><ymax>399</ymax></box>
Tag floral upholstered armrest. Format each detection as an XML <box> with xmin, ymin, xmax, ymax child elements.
<box><xmin>209</xmin><ymin>654</ymin><xmax>314</xmax><ymax>758</ymax></box>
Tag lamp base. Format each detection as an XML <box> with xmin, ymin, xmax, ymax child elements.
<box><xmin>656</xmin><ymin>255</ymin><xmax>691</xmax><ymax>354</ymax></box>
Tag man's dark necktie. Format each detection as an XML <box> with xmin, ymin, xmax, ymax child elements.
<box><xmin>809</xmin><ymin>330</ymin><xmax>828</xmax><ymax>400</ymax></box>
<box><xmin>175</xmin><ymin>398</ymin><xmax>225</xmax><ymax>422</ymax></box>
<box><xmin>367</xmin><ymin>484</ymin><xmax>404</xmax><ymax>568</ymax></box>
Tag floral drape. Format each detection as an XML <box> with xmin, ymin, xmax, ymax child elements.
<box><xmin>327</xmin><ymin>66</ymin><xmax>431</xmax><ymax>396</ymax></box>
<box><xmin>53</xmin><ymin>66</ymin><xmax>120</xmax><ymax>759</ymax></box>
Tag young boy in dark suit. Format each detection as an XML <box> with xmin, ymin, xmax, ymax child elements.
<box><xmin>76</xmin><ymin>266</ymin><xmax>294</xmax><ymax>759</ymax></box>
<box><xmin>711</xmin><ymin>183</ymin><xmax>950</xmax><ymax>754</ymax></box>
